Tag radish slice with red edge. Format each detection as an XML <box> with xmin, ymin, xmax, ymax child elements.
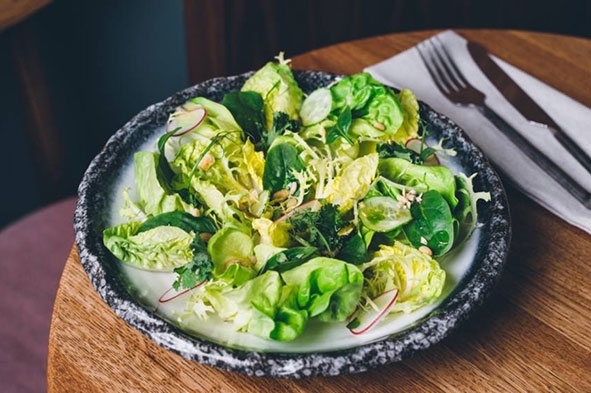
<box><xmin>166</xmin><ymin>106</ymin><xmax>206</xmax><ymax>136</ymax></box>
<box><xmin>158</xmin><ymin>281</ymin><xmax>205</xmax><ymax>304</ymax></box>
<box><xmin>405</xmin><ymin>138</ymin><xmax>440</xmax><ymax>166</ymax></box>
<box><xmin>181</xmin><ymin>101</ymin><xmax>201</xmax><ymax>112</ymax></box>
<box><xmin>347</xmin><ymin>289</ymin><xmax>399</xmax><ymax>335</ymax></box>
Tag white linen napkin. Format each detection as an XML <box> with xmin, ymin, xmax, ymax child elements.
<box><xmin>365</xmin><ymin>30</ymin><xmax>591</xmax><ymax>234</ymax></box>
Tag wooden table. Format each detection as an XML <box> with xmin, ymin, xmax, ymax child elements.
<box><xmin>48</xmin><ymin>30</ymin><xmax>591</xmax><ymax>392</ymax></box>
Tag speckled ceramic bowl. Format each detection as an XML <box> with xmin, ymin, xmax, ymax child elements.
<box><xmin>74</xmin><ymin>70</ymin><xmax>511</xmax><ymax>378</ymax></box>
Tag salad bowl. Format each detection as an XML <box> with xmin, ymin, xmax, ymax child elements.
<box><xmin>74</xmin><ymin>69</ymin><xmax>511</xmax><ymax>378</ymax></box>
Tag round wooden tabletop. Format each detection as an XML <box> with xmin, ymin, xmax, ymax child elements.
<box><xmin>48</xmin><ymin>29</ymin><xmax>591</xmax><ymax>392</ymax></box>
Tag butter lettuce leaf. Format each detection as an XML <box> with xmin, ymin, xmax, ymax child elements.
<box><xmin>196</xmin><ymin>271</ymin><xmax>308</xmax><ymax>341</ymax></box>
<box><xmin>329</xmin><ymin>72</ymin><xmax>406</xmax><ymax>142</ymax></box>
<box><xmin>134</xmin><ymin>151</ymin><xmax>195</xmax><ymax>216</ymax></box>
<box><xmin>280</xmin><ymin>257</ymin><xmax>364</xmax><ymax>322</ymax></box>
<box><xmin>378</xmin><ymin>157</ymin><xmax>458</xmax><ymax>209</ymax></box>
<box><xmin>103</xmin><ymin>222</ymin><xmax>194</xmax><ymax>271</ymax></box>
<box><xmin>207</xmin><ymin>225</ymin><xmax>255</xmax><ymax>281</ymax></box>
<box><xmin>362</xmin><ymin>242</ymin><xmax>446</xmax><ymax>314</ymax></box>
<box><xmin>241</xmin><ymin>55</ymin><xmax>303</xmax><ymax>131</ymax></box>
<box><xmin>326</xmin><ymin>153</ymin><xmax>378</xmax><ymax>212</ymax></box>
<box><xmin>325</xmin><ymin>152</ymin><xmax>378</xmax><ymax>212</ymax></box>
<box><xmin>395</xmin><ymin>89</ymin><xmax>420</xmax><ymax>141</ymax></box>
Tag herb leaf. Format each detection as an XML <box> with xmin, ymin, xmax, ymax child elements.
<box><xmin>173</xmin><ymin>250</ymin><xmax>213</xmax><ymax>290</ymax></box>
<box><xmin>266</xmin><ymin>111</ymin><xmax>300</xmax><ymax>148</ymax></box>
<box><xmin>287</xmin><ymin>204</ymin><xmax>347</xmax><ymax>258</ymax></box>
<box><xmin>378</xmin><ymin>141</ymin><xmax>422</xmax><ymax>164</ymax></box>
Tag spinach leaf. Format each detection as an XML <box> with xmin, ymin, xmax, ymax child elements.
<box><xmin>327</xmin><ymin>107</ymin><xmax>353</xmax><ymax>144</ymax></box>
<box><xmin>259</xmin><ymin>111</ymin><xmax>301</xmax><ymax>151</ymax></box>
<box><xmin>262</xmin><ymin>246</ymin><xmax>318</xmax><ymax>273</ymax></box>
<box><xmin>138</xmin><ymin>211</ymin><xmax>216</xmax><ymax>239</ymax></box>
<box><xmin>222</xmin><ymin>89</ymin><xmax>299</xmax><ymax>151</ymax></box>
<box><xmin>337</xmin><ymin>231</ymin><xmax>368</xmax><ymax>264</ymax></box>
<box><xmin>222</xmin><ymin>91</ymin><xmax>266</xmax><ymax>145</ymax></box>
<box><xmin>262</xmin><ymin>143</ymin><xmax>304</xmax><ymax>194</ymax></box>
<box><xmin>403</xmin><ymin>190</ymin><xmax>455</xmax><ymax>256</ymax></box>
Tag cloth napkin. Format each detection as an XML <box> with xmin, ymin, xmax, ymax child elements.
<box><xmin>365</xmin><ymin>30</ymin><xmax>591</xmax><ymax>234</ymax></box>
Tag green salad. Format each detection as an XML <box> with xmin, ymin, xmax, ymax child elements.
<box><xmin>103</xmin><ymin>54</ymin><xmax>490</xmax><ymax>342</ymax></box>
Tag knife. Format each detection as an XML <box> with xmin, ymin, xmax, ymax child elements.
<box><xmin>467</xmin><ymin>41</ymin><xmax>591</xmax><ymax>175</ymax></box>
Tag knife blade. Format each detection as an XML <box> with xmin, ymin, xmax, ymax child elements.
<box><xmin>467</xmin><ymin>41</ymin><xmax>591</xmax><ymax>175</ymax></box>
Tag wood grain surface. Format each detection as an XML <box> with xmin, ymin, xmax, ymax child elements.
<box><xmin>47</xmin><ymin>30</ymin><xmax>591</xmax><ymax>392</ymax></box>
<box><xmin>0</xmin><ymin>0</ymin><xmax>50</xmax><ymax>31</ymax></box>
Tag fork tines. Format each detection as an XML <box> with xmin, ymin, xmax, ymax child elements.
<box><xmin>416</xmin><ymin>36</ymin><xmax>485</xmax><ymax>106</ymax></box>
<box><xmin>417</xmin><ymin>37</ymin><xmax>468</xmax><ymax>95</ymax></box>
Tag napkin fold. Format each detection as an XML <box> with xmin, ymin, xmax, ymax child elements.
<box><xmin>365</xmin><ymin>30</ymin><xmax>591</xmax><ymax>234</ymax></box>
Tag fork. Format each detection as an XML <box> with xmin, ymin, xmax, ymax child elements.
<box><xmin>417</xmin><ymin>36</ymin><xmax>591</xmax><ymax>209</ymax></box>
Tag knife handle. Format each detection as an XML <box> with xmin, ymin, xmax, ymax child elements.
<box><xmin>551</xmin><ymin>128</ymin><xmax>591</xmax><ymax>175</ymax></box>
<box><xmin>480</xmin><ymin>105</ymin><xmax>591</xmax><ymax>209</ymax></box>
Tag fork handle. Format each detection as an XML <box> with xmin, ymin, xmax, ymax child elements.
<box><xmin>479</xmin><ymin>105</ymin><xmax>591</xmax><ymax>209</ymax></box>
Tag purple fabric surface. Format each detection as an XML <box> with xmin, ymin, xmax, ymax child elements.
<box><xmin>0</xmin><ymin>197</ymin><xmax>77</xmax><ymax>393</ymax></box>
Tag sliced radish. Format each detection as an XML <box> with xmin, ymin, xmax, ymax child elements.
<box><xmin>405</xmin><ymin>138</ymin><xmax>440</xmax><ymax>166</ymax></box>
<box><xmin>166</xmin><ymin>106</ymin><xmax>206</xmax><ymax>136</ymax></box>
<box><xmin>347</xmin><ymin>289</ymin><xmax>399</xmax><ymax>335</ymax></box>
<box><xmin>181</xmin><ymin>101</ymin><xmax>201</xmax><ymax>112</ymax></box>
<box><xmin>158</xmin><ymin>281</ymin><xmax>205</xmax><ymax>304</ymax></box>
<box><xmin>404</xmin><ymin>137</ymin><xmax>423</xmax><ymax>153</ymax></box>
<box><xmin>423</xmin><ymin>154</ymin><xmax>440</xmax><ymax>166</ymax></box>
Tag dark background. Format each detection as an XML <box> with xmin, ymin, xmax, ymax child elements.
<box><xmin>1</xmin><ymin>0</ymin><xmax>590</xmax><ymax>230</ymax></box>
